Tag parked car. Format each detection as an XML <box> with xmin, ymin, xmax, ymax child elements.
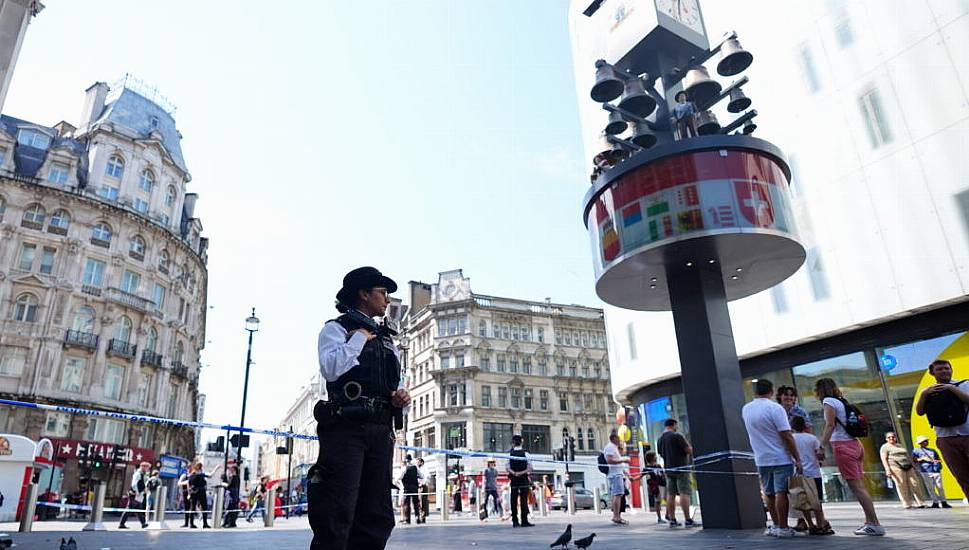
<box><xmin>550</xmin><ymin>488</ymin><xmax>609</xmax><ymax>510</ymax></box>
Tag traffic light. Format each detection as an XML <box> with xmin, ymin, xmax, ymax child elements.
<box><xmin>92</xmin><ymin>457</ymin><xmax>104</xmax><ymax>470</ymax></box>
<box><xmin>230</xmin><ymin>434</ymin><xmax>250</xmax><ymax>448</ymax></box>
<box><xmin>568</xmin><ymin>436</ymin><xmax>576</xmax><ymax>462</ymax></box>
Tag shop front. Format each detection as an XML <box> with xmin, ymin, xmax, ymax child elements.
<box><xmin>48</xmin><ymin>438</ymin><xmax>156</xmax><ymax>508</ymax></box>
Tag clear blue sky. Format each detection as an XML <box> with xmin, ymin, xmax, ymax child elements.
<box><xmin>6</xmin><ymin>1</ymin><xmax>599</xmax><ymax>453</ymax></box>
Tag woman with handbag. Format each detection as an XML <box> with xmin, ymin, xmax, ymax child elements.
<box><xmin>880</xmin><ymin>432</ymin><xmax>926</xmax><ymax>508</ymax></box>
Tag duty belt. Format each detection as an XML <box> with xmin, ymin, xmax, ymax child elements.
<box><xmin>315</xmin><ymin>396</ymin><xmax>394</xmax><ymax>425</ymax></box>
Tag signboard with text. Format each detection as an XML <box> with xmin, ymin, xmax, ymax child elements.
<box><xmin>49</xmin><ymin>438</ymin><xmax>155</xmax><ymax>466</ymax></box>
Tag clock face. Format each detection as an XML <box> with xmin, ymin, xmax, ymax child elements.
<box><xmin>655</xmin><ymin>0</ymin><xmax>704</xmax><ymax>35</ymax></box>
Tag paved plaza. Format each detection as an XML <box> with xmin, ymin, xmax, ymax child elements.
<box><xmin>2</xmin><ymin>502</ymin><xmax>967</xmax><ymax>549</ymax></box>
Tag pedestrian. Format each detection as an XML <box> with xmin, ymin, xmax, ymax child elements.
<box><xmin>506</xmin><ymin>434</ymin><xmax>534</xmax><ymax>528</ymax></box>
<box><xmin>915</xmin><ymin>359</ymin><xmax>969</xmax><ymax>497</ymax></box>
<box><xmin>222</xmin><ymin>464</ymin><xmax>241</xmax><ymax>527</ymax></box>
<box><xmin>880</xmin><ymin>432</ymin><xmax>925</xmax><ymax>509</ymax></box>
<box><xmin>776</xmin><ymin>385</ymin><xmax>812</xmax><ymax>430</ymax></box>
<box><xmin>790</xmin><ymin>415</ymin><xmax>832</xmax><ymax>535</ymax></box>
<box><xmin>672</xmin><ymin>91</ymin><xmax>697</xmax><ymax>139</ymax></box>
<box><xmin>815</xmin><ymin>377</ymin><xmax>884</xmax><ymax>535</ymax></box>
<box><xmin>397</xmin><ymin>454</ymin><xmax>423</xmax><ymax>524</ymax></box>
<box><xmin>186</xmin><ymin>462</ymin><xmax>220</xmax><ymax>528</ymax></box>
<box><xmin>145</xmin><ymin>469</ymin><xmax>160</xmax><ymax>521</ymax></box>
<box><xmin>602</xmin><ymin>431</ymin><xmax>630</xmax><ymax>525</ymax></box>
<box><xmin>416</xmin><ymin>457</ymin><xmax>429</xmax><ymax>522</ymax></box>
<box><xmin>912</xmin><ymin>435</ymin><xmax>950</xmax><ymax>508</ymax></box>
<box><xmin>177</xmin><ymin>469</ymin><xmax>191</xmax><ymax>527</ymax></box>
<box><xmin>742</xmin><ymin>379</ymin><xmax>802</xmax><ymax>539</ymax></box>
<box><xmin>542</xmin><ymin>475</ymin><xmax>552</xmax><ymax>512</ymax></box>
<box><xmin>246</xmin><ymin>476</ymin><xmax>269</xmax><ymax>523</ymax></box>
<box><xmin>657</xmin><ymin>419</ymin><xmax>696</xmax><ymax>528</ymax></box>
<box><xmin>308</xmin><ymin>266</ymin><xmax>410</xmax><ymax>550</ymax></box>
<box><xmin>118</xmin><ymin>461</ymin><xmax>151</xmax><ymax>529</ymax></box>
<box><xmin>633</xmin><ymin>450</ymin><xmax>666</xmax><ymax>524</ymax></box>
<box><xmin>483</xmin><ymin>458</ymin><xmax>502</xmax><ymax>518</ymax></box>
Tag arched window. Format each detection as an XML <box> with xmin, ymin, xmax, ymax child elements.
<box><xmin>72</xmin><ymin>306</ymin><xmax>96</xmax><ymax>333</ymax></box>
<box><xmin>577</xmin><ymin>428</ymin><xmax>584</xmax><ymax>450</ymax></box>
<box><xmin>587</xmin><ymin>427</ymin><xmax>596</xmax><ymax>450</ymax></box>
<box><xmin>145</xmin><ymin>326</ymin><xmax>158</xmax><ymax>352</ymax></box>
<box><xmin>115</xmin><ymin>316</ymin><xmax>132</xmax><ymax>342</ymax></box>
<box><xmin>0</xmin><ymin>196</ymin><xmax>6</xmax><ymax>221</ymax></box>
<box><xmin>139</xmin><ymin>169</ymin><xmax>154</xmax><ymax>192</ymax></box>
<box><xmin>158</xmin><ymin>250</ymin><xmax>170</xmax><ymax>273</ymax></box>
<box><xmin>129</xmin><ymin>235</ymin><xmax>146</xmax><ymax>257</ymax></box>
<box><xmin>105</xmin><ymin>154</ymin><xmax>125</xmax><ymax>179</ymax></box>
<box><xmin>165</xmin><ymin>186</ymin><xmax>176</xmax><ymax>208</ymax></box>
<box><xmin>13</xmin><ymin>294</ymin><xmax>38</xmax><ymax>322</ymax></box>
<box><xmin>49</xmin><ymin>209</ymin><xmax>71</xmax><ymax>231</ymax></box>
<box><xmin>23</xmin><ymin>204</ymin><xmax>46</xmax><ymax>226</ymax></box>
<box><xmin>91</xmin><ymin>222</ymin><xmax>112</xmax><ymax>242</ymax></box>
<box><xmin>173</xmin><ymin>341</ymin><xmax>184</xmax><ymax>364</ymax></box>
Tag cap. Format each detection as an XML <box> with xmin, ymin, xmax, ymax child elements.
<box><xmin>335</xmin><ymin>266</ymin><xmax>397</xmax><ymax>306</ymax></box>
<box><xmin>916</xmin><ymin>435</ymin><xmax>929</xmax><ymax>444</ymax></box>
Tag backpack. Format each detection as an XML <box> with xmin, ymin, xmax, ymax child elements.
<box><xmin>834</xmin><ymin>397</ymin><xmax>868</xmax><ymax>438</ymax></box>
<box><xmin>925</xmin><ymin>380</ymin><xmax>969</xmax><ymax>428</ymax></box>
<box><xmin>597</xmin><ymin>452</ymin><xmax>609</xmax><ymax>475</ymax></box>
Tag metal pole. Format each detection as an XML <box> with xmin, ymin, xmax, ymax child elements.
<box><xmin>287</xmin><ymin>426</ymin><xmax>293</xmax><ymax>519</ymax></box>
<box><xmin>212</xmin><ymin>486</ymin><xmax>224</xmax><ymax>530</ymax></box>
<box><xmin>594</xmin><ymin>487</ymin><xmax>602</xmax><ymax>515</ymax></box>
<box><xmin>566</xmin><ymin>485</ymin><xmax>576</xmax><ymax>515</ymax></box>
<box><xmin>263</xmin><ymin>488</ymin><xmax>274</xmax><ymax>528</ymax></box>
<box><xmin>18</xmin><ymin>483</ymin><xmax>38</xmax><ymax>532</ymax></box>
<box><xmin>82</xmin><ymin>482</ymin><xmax>107</xmax><ymax>531</ymax></box>
<box><xmin>539</xmin><ymin>484</ymin><xmax>548</xmax><ymax>516</ymax></box>
<box><xmin>238</xmin><ymin>315</ymin><xmax>256</xmax><ymax>467</ymax></box>
<box><xmin>147</xmin><ymin>486</ymin><xmax>168</xmax><ymax>530</ymax></box>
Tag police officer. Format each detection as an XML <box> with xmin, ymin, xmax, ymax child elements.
<box><xmin>507</xmin><ymin>434</ymin><xmax>534</xmax><ymax>528</ymax></box>
<box><xmin>309</xmin><ymin>266</ymin><xmax>411</xmax><ymax>550</ymax></box>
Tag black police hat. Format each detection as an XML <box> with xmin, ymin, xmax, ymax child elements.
<box><xmin>335</xmin><ymin>266</ymin><xmax>397</xmax><ymax>307</ymax></box>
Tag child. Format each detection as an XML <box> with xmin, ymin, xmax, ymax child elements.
<box><xmin>791</xmin><ymin>415</ymin><xmax>833</xmax><ymax>535</ymax></box>
<box><xmin>635</xmin><ymin>451</ymin><xmax>667</xmax><ymax>523</ymax></box>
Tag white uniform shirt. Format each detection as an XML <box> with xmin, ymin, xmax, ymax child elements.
<box><xmin>317</xmin><ymin>313</ymin><xmax>403</xmax><ymax>388</ymax></box>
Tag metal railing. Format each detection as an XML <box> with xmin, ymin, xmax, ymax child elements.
<box><xmin>107</xmin><ymin>339</ymin><xmax>136</xmax><ymax>358</ymax></box>
<box><xmin>170</xmin><ymin>361</ymin><xmax>188</xmax><ymax>379</ymax></box>
<box><xmin>81</xmin><ymin>285</ymin><xmax>102</xmax><ymax>297</ymax></box>
<box><xmin>141</xmin><ymin>350</ymin><xmax>163</xmax><ymax>367</ymax></box>
<box><xmin>105</xmin><ymin>287</ymin><xmax>155</xmax><ymax>313</ymax></box>
<box><xmin>64</xmin><ymin>330</ymin><xmax>99</xmax><ymax>350</ymax></box>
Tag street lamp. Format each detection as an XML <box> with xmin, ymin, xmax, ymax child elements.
<box><xmin>237</xmin><ymin>308</ymin><xmax>259</xmax><ymax>467</ymax></box>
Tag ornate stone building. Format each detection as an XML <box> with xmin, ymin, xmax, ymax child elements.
<box><xmin>402</xmin><ymin>270</ymin><xmax>615</xmax><ymax>490</ymax></box>
<box><xmin>0</xmin><ymin>79</ymin><xmax>208</xmax><ymax>503</ymax></box>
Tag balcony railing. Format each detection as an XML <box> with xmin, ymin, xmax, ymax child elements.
<box><xmin>64</xmin><ymin>330</ymin><xmax>99</xmax><ymax>350</ymax></box>
<box><xmin>105</xmin><ymin>287</ymin><xmax>155</xmax><ymax>314</ymax></box>
<box><xmin>107</xmin><ymin>339</ymin><xmax>136</xmax><ymax>358</ymax></box>
<box><xmin>171</xmin><ymin>361</ymin><xmax>188</xmax><ymax>379</ymax></box>
<box><xmin>81</xmin><ymin>285</ymin><xmax>102</xmax><ymax>297</ymax></box>
<box><xmin>141</xmin><ymin>350</ymin><xmax>163</xmax><ymax>367</ymax></box>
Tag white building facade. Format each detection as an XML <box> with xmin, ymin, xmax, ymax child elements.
<box><xmin>569</xmin><ymin>0</ymin><xmax>969</xmax><ymax>502</ymax></box>
<box><xmin>0</xmin><ymin>79</ymin><xmax>208</xmax><ymax>504</ymax></box>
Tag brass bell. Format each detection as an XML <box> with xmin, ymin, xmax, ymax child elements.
<box><xmin>591</xmin><ymin>60</ymin><xmax>624</xmax><ymax>103</ymax></box>
<box><xmin>727</xmin><ymin>87</ymin><xmax>751</xmax><ymax>113</ymax></box>
<box><xmin>631</xmin><ymin>122</ymin><xmax>657</xmax><ymax>149</ymax></box>
<box><xmin>717</xmin><ymin>38</ymin><xmax>753</xmax><ymax>77</ymax></box>
<box><xmin>742</xmin><ymin>119</ymin><xmax>757</xmax><ymax>134</ymax></box>
<box><xmin>695</xmin><ymin>110</ymin><xmax>720</xmax><ymax>135</ymax></box>
<box><xmin>605</xmin><ymin>110</ymin><xmax>628</xmax><ymax>135</ymax></box>
<box><xmin>617</xmin><ymin>77</ymin><xmax>656</xmax><ymax>117</ymax></box>
<box><xmin>683</xmin><ymin>66</ymin><xmax>722</xmax><ymax>105</ymax></box>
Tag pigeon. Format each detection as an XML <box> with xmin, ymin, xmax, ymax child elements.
<box><xmin>550</xmin><ymin>523</ymin><xmax>572</xmax><ymax>549</ymax></box>
<box><xmin>574</xmin><ymin>533</ymin><xmax>597</xmax><ymax>549</ymax></box>
<box><xmin>59</xmin><ymin>537</ymin><xmax>77</xmax><ymax>550</ymax></box>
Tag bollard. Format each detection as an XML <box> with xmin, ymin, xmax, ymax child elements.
<box><xmin>212</xmin><ymin>487</ymin><xmax>225</xmax><ymax>530</ymax></box>
<box><xmin>82</xmin><ymin>482</ymin><xmax>107</xmax><ymax>531</ymax></box>
<box><xmin>147</xmin><ymin>486</ymin><xmax>169</xmax><ymax>530</ymax></box>
<box><xmin>566</xmin><ymin>486</ymin><xmax>576</xmax><ymax>515</ymax></box>
<box><xmin>263</xmin><ymin>493</ymin><xmax>274</xmax><ymax>527</ymax></box>
<box><xmin>640</xmin><ymin>481</ymin><xmax>649</xmax><ymax>515</ymax></box>
<box><xmin>594</xmin><ymin>487</ymin><xmax>602</xmax><ymax>515</ymax></box>
<box><xmin>477</xmin><ymin>487</ymin><xmax>484</xmax><ymax>518</ymax></box>
<box><xmin>539</xmin><ymin>485</ymin><xmax>548</xmax><ymax>517</ymax></box>
<box><xmin>439</xmin><ymin>484</ymin><xmax>448</xmax><ymax>521</ymax></box>
<box><xmin>18</xmin><ymin>483</ymin><xmax>38</xmax><ymax>532</ymax></box>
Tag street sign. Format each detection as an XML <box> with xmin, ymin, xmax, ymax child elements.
<box><xmin>880</xmin><ymin>354</ymin><xmax>898</xmax><ymax>371</ymax></box>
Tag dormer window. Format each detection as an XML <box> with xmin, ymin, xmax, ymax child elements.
<box><xmin>105</xmin><ymin>154</ymin><xmax>125</xmax><ymax>179</ymax></box>
<box><xmin>17</xmin><ymin>129</ymin><xmax>51</xmax><ymax>150</ymax></box>
<box><xmin>165</xmin><ymin>186</ymin><xmax>176</xmax><ymax>208</ymax></box>
<box><xmin>48</xmin><ymin>163</ymin><xmax>70</xmax><ymax>185</ymax></box>
<box><xmin>150</xmin><ymin>116</ymin><xmax>160</xmax><ymax>129</ymax></box>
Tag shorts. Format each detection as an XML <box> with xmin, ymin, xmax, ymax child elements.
<box><xmin>607</xmin><ymin>475</ymin><xmax>625</xmax><ymax>497</ymax></box>
<box><xmin>666</xmin><ymin>472</ymin><xmax>692</xmax><ymax>496</ymax></box>
<box><xmin>757</xmin><ymin>464</ymin><xmax>794</xmax><ymax>496</ymax></box>
<box><xmin>831</xmin><ymin>439</ymin><xmax>864</xmax><ymax>481</ymax></box>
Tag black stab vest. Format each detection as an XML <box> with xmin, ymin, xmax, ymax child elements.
<box><xmin>508</xmin><ymin>448</ymin><xmax>530</xmax><ymax>486</ymax></box>
<box><xmin>326</xmin><ymin>314</ymin><xmax>401</xmax><ymax>403</ymax></box>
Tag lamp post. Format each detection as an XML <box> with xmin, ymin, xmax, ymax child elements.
<box><xmin>237</xmin><ymin>308</ymin><xmax>260</xmax><ymax>467</ymax></box>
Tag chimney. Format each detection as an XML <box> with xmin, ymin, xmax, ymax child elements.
<box><xmin>79</xmin><ymin>82</ymin><xmax>109</xmax><ymax>129</ymax></box>
<box><xmin>182</xmin><ymin>193</ymin><xmax>198</xmax><ymax>218</ymax></box>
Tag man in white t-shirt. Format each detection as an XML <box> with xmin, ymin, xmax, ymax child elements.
<box><xmin>742</xmin><ymin>379</ymin><xmax>802</xmax><ymax>539</ymax></box>
<box><xmin>916</xmin><ymin>359</ymin><xmax>969</xmax><ymax>497</ymax></box>
<box><xmin>602</xmin><ymin>432</ymin><xmax>630</xmax><ymax>525</ymax></box>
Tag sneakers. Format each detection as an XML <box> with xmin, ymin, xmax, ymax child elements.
<box><xmin>930</xmin><ymin>502</ymin><xmax>940</xmax><ymax>508</ymax></box>
<box><xmin>684</xmin><ymin>519</ymin><xmax>698</xmax><ymax>528</ymax></box>
<box><xmin>668</xmin><ymin>519</ymin><xmax>680</xmax><ymax>528</ymax></box>
<box><xmin>656</xmin><ymin>517</ymin><xmax>667</xmax><ymax>524</ymax></box>
<box><xmin>775</xmin><ymin>527</ymin><xmax>796</xmax><ymax>538</ymax></box>
<box><xmin>853</xmin><ymin>524</ymin><xmax>886</xmax><ymax>536</ymax></box>
<box><xmin>942</xmin><ymin>501</ymin><xmax>952</xmax><ymax>508</ymax></box>
<box><xmin>764</xmin><ymin>526</ymin><xmax>778</xmax><ymax>537</ymax></box>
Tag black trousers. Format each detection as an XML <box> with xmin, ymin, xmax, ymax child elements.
<box><xmin>189</xmin><ymin>493</ymin><xmax>209</xmax><ymax>526</ymax></box>
<box><xmin>119</xmin><ymin>498</ymin><xmax>145</xmax><ymax>527</ymax></box>
<box><xmin>419</xmin><ymin>485</ymin><xmax>429</xmax><ymax>519</ymax></box>
<box><xmin>224</xmin><ymin>490</ymin><xmax>239</xmax><ymax>526</ymax></box>
<box><xmin>484</xmin><ymin>489</ymin><xmax>502</xmax><ymax>515</ymax></box>
<box><xmin>401</xmin><ymin>486</ymin><xmax>421</xmax><ymax>523</ymax></box>
<box><xmin>309</xmin><ymin>419</ymin><xmax>394</xmax><ymax>550</ymax></box>
<box><xmin>510</xmin><ymin>486</ymin><xmax>529</xmax><ymax>524</ymax></box>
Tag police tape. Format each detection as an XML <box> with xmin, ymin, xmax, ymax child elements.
<box><xmin>0</xmin><ymin>397</ymin><xmax>760</xmax><ymax>475</ymax></box>
<box><xmin>35</xmin><ymin>500</ymin><xmax>305</xmax><ymax>515</ymax></box>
